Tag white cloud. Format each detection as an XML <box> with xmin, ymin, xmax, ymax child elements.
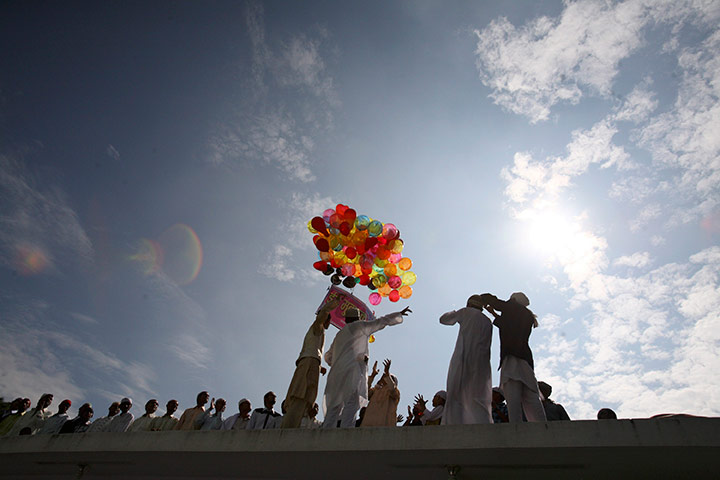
<box><xmin>167</xmin><ymin>334</ymin><xmax>211</xmax><ymax>370</ymax></box>
<box><xmin>613</xmin><ymin>251</ymin><xmax>652</xmax><ymax>268</ymax></box>
<box><xmin>106</xmin><ymin>144</ymin><xmax>120</xmax><ymax>161</ymax></box>
<box><xmin>0</xmin><ymin>155</ymin><xmax>94</xmax><ymax>274</ymax></box>
<box><xmin>257</xmin><ymin>191</ymin><xmax>335</xmax><ymax>283</ymax></box>
<box><xmin>0</xmin><ymin>298</ymin><xmax>157</xmax><ymax>413</ymax></box>
<box><xmin>208</xmin><ymin>2</ymin><xmax>337</xmax><ymax>182</ymax></box>
<box><xmin>474</xmin><ymin>0</ymin><xmax>650</xmax><ymax>122</ymax></box>
<box><xmin>474</xmin><ymin>0</ymin><xmax>719</xmax><ymax>123</ymax></box>
<box><xmin>502</xmin><ymin>119</ymin><xmax>629</xmax><ymax>208</ymax></box>
<box><xmin>636</xmin><ymin>29</ymin><xmax>720</xmax><ymax>201</ymax></box>
<box><xmin>613</xmin><ymin>80</ymin><xmax>658</xmax><ymax>123</ymax></box>
<box><xmin>70</xmin><ymin>312</ymin><xmax>99</xmax><ymax>324</ymax></box>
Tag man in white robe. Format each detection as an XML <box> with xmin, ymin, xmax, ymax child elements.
<box><xmin>38</xmin><ymin>399</ymin><xmax>71</xmax><ymax>434</ymax></box>
<box><xmin>87</xmin><ymin>401</ymin><xmax>120</xmax><ymax>432</ymax></box>
<box><xmin>128</xmin><ymin>399</ymin><xmax>158</xmax><ymax>432</ymax></box>
<box><xmin>440</xmin><ymin>295</ymin><xmax>493</xmax><ymax>425</ymax></box>
<box><xmin>151</xmin><ymin>400</ymin><xmax>180</xmax><ymax>431</ymax></box>
<box><xmin>222</xmin><ymin>399</ymin><xmax>252</xmax><ymax>430</ymax></box>
<box><xmin>196</xmin><ymin>398</ymin><xmax>226</xmax><ymax>430</ymax></box>
<box><xmin>322</xmin><ymin>306</ymin><xmax>412</xmax><ymax>428</ymax></box>
<box><xmin>106</xmin><ymin>397</ymin><xmax>134</xmax><ymax>432</ymax></box>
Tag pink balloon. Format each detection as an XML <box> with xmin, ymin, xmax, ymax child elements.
<box><xmin>369</xmin><ymin>292</ymin><xmax>381</xmax><ymax>306</ymax></box>
<box><xmin>388</xmin><ymin>275</ymin><xmax>402</xmax><ymax>289</ymax></box>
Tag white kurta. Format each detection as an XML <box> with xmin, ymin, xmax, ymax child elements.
<box><xmin>323</xmin><ymin>312</ymin><xmax>404</xmax><ymax>415</ymax></box>
<box><xmin>105</xmin><ymin>412</ymin><xmax>134</xmax><ymax>432</ymax></box>
<box><xmin>440</xmin><ymin>307</ymin><xmax>493</xmax><ymax>425</ymax></box>
<box><xmin>128</xmin><ymin>414</ymin><xmax>155</xmax><ymax>432</ymax></box>
<box><xmin>37</xmin><ymin>413</ymin><xmax>68</xmax><ymax>434</ymax></box>
<box><xmin>221</xmin><ymin>413</ymin><xmax>249</xmax><ymax>430</ymax></box>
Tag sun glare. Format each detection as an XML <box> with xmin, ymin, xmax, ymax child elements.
<box><xmin>521</xmin><ymin>208</ymin><xmax>578</xmax><ymax>258</ymax></box>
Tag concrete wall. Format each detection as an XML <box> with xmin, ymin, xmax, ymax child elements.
<box><xmin>1</xmin><ymin>417</ymin><xmax>719</xmax><ymax>479</ymax></box>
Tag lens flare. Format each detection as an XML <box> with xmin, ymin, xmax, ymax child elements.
<box><xmin>130</xmin><ymin>224</ymin><xmax>203</xmax><ymax>285</ymax></box>
<box><xmin>13</xmin><ymin>244</ymin><xmax>50</xmax><ymax>275</ymax></box>
<box><xmin>130</xmin><ymin>239</ymin><xmax>163</xmax><ymax>275</ymax></box>
<box><xmin>157</xmin><ymin>224</ymin><xmax>203</xmax><ymax>285</ymax></box>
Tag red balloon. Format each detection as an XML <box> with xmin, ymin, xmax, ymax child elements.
<box><xmin>377</xmin><ymin>246</ymin><xmax>391</xmax><ymax>260</ymax></box>
<box><xmin>335</xmin><ymin>204</ymin><xmax>348</xmax><ymax>216</ymax></box>
<box><xmin>313</xmin><ymin>261</ymin><xmax>328</xmax><ymax>272</ymax></box>
<box><xmin>346</xmin><ymin>247</ymin><xmax>357</xmax><ymax>259</ymax></box>
<box><xmin>359</xmin><ymin>274</ymin><xmax>370</xmax><ymax>285</ymax></box>
<box><xmin>315</xmin><ymin>238</ymin><xmax>330</xmax><ymax>252</ymax></box>
<box><xmin>344</xmin><ymin>208</ymin><xmax>357</xmax><ymax>223</ymax></box>
<box><xmin>311</xmin><ymin>216</ymin><xmax>329</xmax><ymax>236</ymax></box>
<box><xmin>339</xmin><ymin>222</ymin><xmax>351</xmax><ymax>236</ymax></box>
<box><xmin>389</xmin><ymin>290</ymin><xmax>400</xmax><ymax>302</ymax></box>
<box><xmin>364</xmin><ymin>237</ymin><xmax>378</xmax><ymax>251</ymax></box>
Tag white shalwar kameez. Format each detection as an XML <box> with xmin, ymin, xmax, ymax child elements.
<box><xmin>321</xmin><ymin>311</ymin><xmax>405</xmax><ymax>428</ymax></box>
<box><xmin>440</xmin><ymin>306</ymin><xmax>493</xmax><ymax>425</ymax></box>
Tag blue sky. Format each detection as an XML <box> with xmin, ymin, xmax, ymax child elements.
<box><xmin>1</xmin><ymin>0</ymin><xmax>718</xmax><ymax>420</ymax></box>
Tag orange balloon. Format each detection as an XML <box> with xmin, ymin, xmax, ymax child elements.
<box><xmin>383</xmin><ymin>264</ymin><xmax>397</xmax><ymax>277</ymax></box>
<box><xmin>398</xmin><ymin>257</ymin><xmax>412</xmax><ymax>271</ymax></box>
<box><xmin>378</xmin><ymin>283</ymin><xmax>392</xmax><ymax>296</ymax></box>
<box><xmin>399</xmin><ymin>285</ymin><xmax>413</xmax><ymax>299</ymax></box>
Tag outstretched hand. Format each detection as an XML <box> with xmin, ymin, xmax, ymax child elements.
<box><xmin>383</xmin><ymin>358</ymin><xmax>391</xmax><ymax>374</ymax></box>
<box><xmin>400</xmin><ymin>306</ymin><xmax>412</xmax><ymax>316</ymax></box>
<box><xmin>396</xmin><ymin>414</ymin><xmax>404</xmax><ymax>424</ymax></box>
<box><xmin>209</xmin><ymin>397</ymin><xmax>215</xmax><ymax>411</ymax></box>
<box><xmin>414</xmin><ymin>394</ymin><xmax>427</xmax><ymax>410</ymax></box>
<box><xmin>370</xmin><ymin>360</ymin><xmax>379</xmax><ymax>378</ymax></box>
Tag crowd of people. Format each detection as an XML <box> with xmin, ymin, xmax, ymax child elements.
<box><xmin>0</xmin><ymin>292</ymin><xmax>619</xmax><ymax>437</ymax></box>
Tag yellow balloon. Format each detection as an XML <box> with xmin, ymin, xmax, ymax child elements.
<box><xmin>308</xmin><ymin>220</ymin><xmax>318</xmax><ymax>234</ymax></box>
<box><xmin>401</xmin><ymin>271</ymin><xmax>416</xmax><ymax>286</ymax></box>
<box><xmin>369</xmin><ymin>335</ymin><xmax>375</xmax><ymax>343</ymax></box>
<box><xmin>390</xmin><ymin>239</ymin><xmax>404</xmax><ymax>254</ymax></box>
<box><xmin>384</xmin><ymin>264</ymin><xmax>397</xmax><ymax>277</ymax></box>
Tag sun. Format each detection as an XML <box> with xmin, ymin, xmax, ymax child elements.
<box><xmin>519</xmin><ymin>207</ymin><xmax>578</xmax><ymax>259</ymax></box>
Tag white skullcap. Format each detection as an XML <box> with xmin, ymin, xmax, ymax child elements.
<box><xmin>510</xmin><ymin>292</ymin><xmax>530</xmax><ymax>306</ymax></box>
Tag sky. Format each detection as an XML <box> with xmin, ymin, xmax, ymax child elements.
<box><xmin>1</xmin><ymin>0</ymin><xmax>718</xmax><ymax>421</ymax></box>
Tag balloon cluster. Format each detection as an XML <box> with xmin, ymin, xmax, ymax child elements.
<box><xmin>309</xmin><ymin>204</ymin><xmax>416</xmax><ymax>306</ymax></box>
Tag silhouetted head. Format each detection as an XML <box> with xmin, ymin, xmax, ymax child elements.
<box><xmin>492</xmin><ymin>387</ymin><xmax>505</xmax><ymax>404</ymax></box>
<box><xmin>215</xmin><ymin>398</ymin><xmax>226</xmax><ymax>413</ymax></box>
<box><xmin>264</xmin><ymin>391</ymin><xmax>276</xmax><ymax>409</ymax></box>
<box><xmin>38</xmin><ymin>394</ymin><xmax>53</xmax><ymax>410</ymax></box>
<box><xmin>467</xmin><ymin>295</ymin><xmax>485</xmax><ymax>309</ymax></box>
<box><xmin>238</xmin><ymin>399</ymin><xmax>251</xmax><ymax>416</ymax></box>
<box><xmin>145</xmin><ymin>399</ymin><xmax>159</xmax><ymax>415</ymax></box>
<box><xmin>197</xmin><ymin>391</ymin><xmax>210</xmax><ymax>407</ymax></box>
<box><xmin>119</xmin><ymin>397</ymin><xmax>132</xmax><ymax>413</ymax></box>
<box><xmin>509</xmin><ymin>292</ymin><xmax>530</xmax><ymax>306</ymax></box>
<box><xmin>344</xmin><ymin>307</ymin><xmax>360</xmax><ymax>324</ymax></box>
<box><xmin>538</xmin><ymin>381</ymin><xmax>552</xmax><ymax>400</ymax></box>
<box><xmin>20</xmin><ymin>398</ymin><xmax>31</xmax><ymax>412</ymax></box>
<box><xmin>166</xmin><ymin>400</ymin><xmax>179</xmax><ymax>415</ymax></box>
<box><xmin>308</xmin><ymin>403</ymin><xmax>319</xmax><ymax>419</ymax></box>
<box><xmin>58</xmin><ymin>399</ymin><xmax>72</xmax><ymax>414</ymax></box>
<box><xmin>433</xmin><ymin>390</ymin><xmax>447</xmax><ymax>407</ymax></box>
<box><xmin>108</xmin><ymin>401</ymin><xmax>120</xmax><ymax>416</ymax></box>
<box><xmin>79</xmin><ymin>403</ymin><xmax>94</xmax><ymax>422</ymax></box>
<box><xmin>597</xmin><ymin>408</ymin><xmax>617</xmax><ymax>420</ymax></box>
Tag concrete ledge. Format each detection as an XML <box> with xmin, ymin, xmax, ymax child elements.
<box><xmin>1</xmin><ymin>417</ymin><xmax>719</xmax><ymax>479</ymax></box>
